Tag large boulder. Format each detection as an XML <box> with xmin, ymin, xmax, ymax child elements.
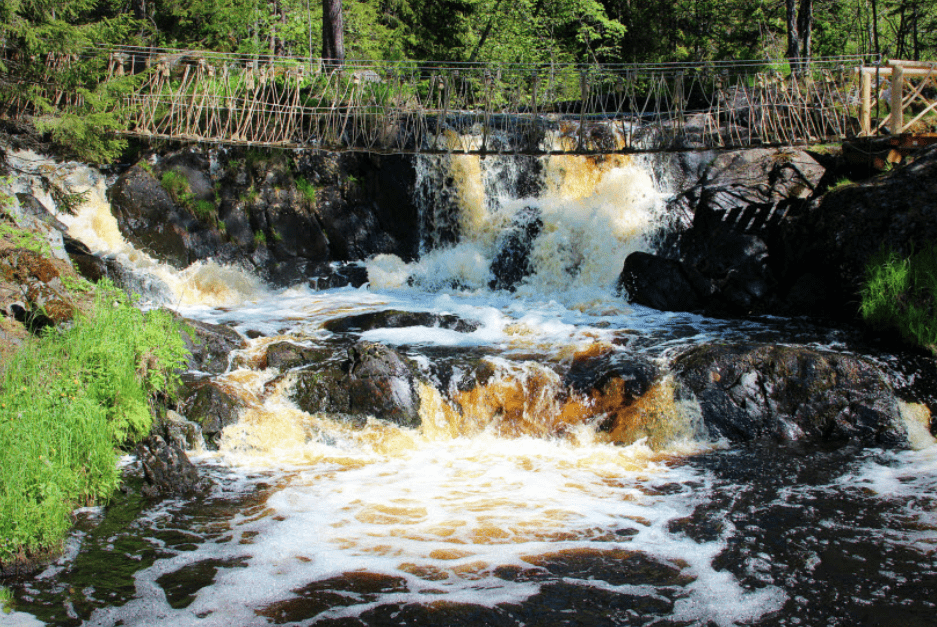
<box><xmin>290</xmin><ymin>340</ymin><xmax>421</xmax><ymax>429</ymax></box>
<box><xmin>618</xmin><ymin>251</ymin><xmax>702</xmax><ymax>312</ymax></box>
<box><xmin>108</xmin><ymin>162</ymin><xmax>224</xmax><ymax>268</ymax></box>
<box><xmin>673</xmin><ymin>343</ymin><xmax>907</xmax><ymax>447</ymax></box>
<box><xmin>664</xmin><ymin>148</ymin><xmax>825</xmax><ymax>232</ymax></box>
<box><xmin>624</xmin><ymin>149</ymin><xmax>823</xmax><ymax>317</ymax></box>
<box><xmin>777</xmin><ymin>144</ymin><xmax>937</xmax><ymax>320</ymax></box>
<box><xmin>135</xmin><ymin>433</ymin><xmax>204</xmax><ymax>498</ymax></box>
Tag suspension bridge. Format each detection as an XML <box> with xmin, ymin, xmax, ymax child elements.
<box><xmin>1</xmin><ymin>45</ymin><xmax>934</xmax><ymax>155</ymax></box>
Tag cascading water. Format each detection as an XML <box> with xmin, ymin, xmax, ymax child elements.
<box><xmin>6</xmin><ymin>147</ymin><xmax>937</xmax><ymax>627</ymax></box>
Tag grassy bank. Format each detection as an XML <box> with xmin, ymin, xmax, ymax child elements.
<box><xmin>0</xmin><ymin>284</ymin><xmax>188</xmax><ymax>568</ymax></box>
<box><xmin>860</xmin><ymin>245</ymin><xmax>937</xmax><ymax>351</ymax></box>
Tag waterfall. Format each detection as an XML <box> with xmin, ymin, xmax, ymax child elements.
<box><xmin>368</xmin><ymin>153</ymin><xmax>665</xmax><ymax>309</ymax></box>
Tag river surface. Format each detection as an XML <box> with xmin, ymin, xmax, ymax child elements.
<box><xmin>3</xmin><ymin>150</ymin><xmax>937</xmax><ymax>626</ymax></box>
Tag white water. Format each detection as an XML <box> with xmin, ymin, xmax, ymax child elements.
<box><xmin>13</xmin><ymin>147</ymin><xmax>937</xmax><ymax>626</ymax></box>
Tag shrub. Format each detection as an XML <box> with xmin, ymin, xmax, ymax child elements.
<box><xmin>0</xmin><ymin>283</ymin><xmax>189</xmax><ymax>565</ymax></box>
<box><xmin>860</xmin><ymin>244</ymin><xmax>937</xmax><ymax>350</ymax></box>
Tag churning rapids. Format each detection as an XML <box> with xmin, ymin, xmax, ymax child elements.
<box><xmin>5</xmin><ymin>151</ymin><xmax>937</xmax><ymax>627</ymax></box>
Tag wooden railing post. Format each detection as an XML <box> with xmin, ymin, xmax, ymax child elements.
<box><xmin>890</xmin><ymin>64</ymin><xmax>904</xmax><ymax>134</ymax></box>
<box><xmin>860</xmin><ymin>68</ymin><xmax>871</xmax><ymax>136</ymax></box>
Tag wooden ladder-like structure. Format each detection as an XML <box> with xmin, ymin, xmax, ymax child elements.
<box><xmin>3</xmin><ymin>46</ymin><xmax>917</xmax><ymax>155</ymax></box>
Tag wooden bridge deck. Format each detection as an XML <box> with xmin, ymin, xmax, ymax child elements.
<box><xmin>2</xmin><ymin>46</ymin><xmax>932</xmax><ymax>155</ymax></box>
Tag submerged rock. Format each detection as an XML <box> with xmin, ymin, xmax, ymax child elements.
<box><xmin>673</xmin><ymin>343</ymin><xmax>907</xmax><ymax>447</ymax></box>
<box><xmin>290</xmin><ymin>340</ymin><xmax>421</xmax><ymax>429</ymax></box>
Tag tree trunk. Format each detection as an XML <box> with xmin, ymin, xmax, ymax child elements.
<box><xmin>322</xmin><ymin>0</ymin><xmax>345</xmax><ymax>66</ymax></box>
<box><xmin>786</xmin><ymin>0</ymin><xmax>801</xmax><ymax>70</ymax></box>
<box><xmin>798</xmin><ymin>0</ymin><xmax>813</xmax><ymax>68</ymax></box>
<box><xmin>131</xmin><ymin>0</ymin><xmax>146</xmax><ymax>21</ymax></box>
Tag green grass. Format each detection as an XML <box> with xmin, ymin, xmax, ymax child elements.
<box><xmin>160</xmin><ymin>170</ymin><xmax>195</xmax><ymax>210</ymax></box>
<box><xmin>194</xmin><ymin>199</ymin><xmax>216</xmax><ymax>221</ymax></box>
<box><xmin>860</xmin><ymin>244</ymin><xmax>937</xmax><ymax>350</ymax></box>
<box><xmin>0</xmin><ymin>586</ymin><xmax>12</xmax><ymax>613</ymax></box>
<box><xmin>253</xmin><ymin>230</ymin><xmax>267</xmax><ymax>247</ymax></box>
<box><xmin>828</xmin><ymin>177</ymin><xmax>854</xmax><ymax>192</ymax></box>
<box><xmin>0</xmin><ymin>283</ymin><xmax>189</xmax><ymax>566</ymax></box>
<box><xmin>296</xmin><ymin>177</ymin><xmax>317</xmax><ymax>205</ymax></box>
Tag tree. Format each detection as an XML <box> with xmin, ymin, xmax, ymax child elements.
<box><xmin>786</xmin><ymin>0</ymin><xmax>814</xmax><ymax>73</ymax></box>
<box><xmin>322</xmin><ymin>0</ymin><xmax>344</xmax><ymax>63</ymax></box>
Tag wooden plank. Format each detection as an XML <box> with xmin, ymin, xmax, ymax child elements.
<box><xmin>860</xmin><ymin>70</ymin><xmax>871</xmax><ymax>136</ymax></box>
<box><xmin>890</xmin><ymin>65</ymin><xmax>904</xmax><ymax>134</ymax></box>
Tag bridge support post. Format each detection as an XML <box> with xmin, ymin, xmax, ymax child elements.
<box><xmin>890</xmin><ymin>64</ymin><xmax>904</xmax><ymax>134</ymax></box>
<box><xmin>860</xmin><ymin>69</ymin><xmax>871</xmax><ymax>136</ymax></box>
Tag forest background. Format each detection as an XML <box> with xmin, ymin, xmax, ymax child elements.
<box><xmin>2</xmin><ymin>0</ymin><xmax>935</xmax><ymax>69</ymax></box>
<box><xmin>1</xmin><ymin>0</ymin><xmax>936</xmax><ymax>162</ymax></box>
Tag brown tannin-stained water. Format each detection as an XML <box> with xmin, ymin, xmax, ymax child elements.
<box><xmin>4</xmin><ymin>151</ymin><xmax>937</xmax><ymax>626</ymax></box>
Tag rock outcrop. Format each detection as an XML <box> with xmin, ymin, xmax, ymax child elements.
<box><xmin>108</xmin><ymin>147</ymin><xmax>420</xmax><ymax>287</ymax></box>
<box><xmin>290</xmin><ymin>340</ymin><xmax>422</xmax><ymax>429</ymax></box>
<box><xmin>673</xmin><ymin>343</ymin><xmax>907</xmax><ymax>447</ymax></box>
<box><xmin>623</xmin><ymin>145</ymin><xmax>937</xmax><ymax>322</ymax></box>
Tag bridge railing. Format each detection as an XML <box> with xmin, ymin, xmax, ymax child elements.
<box><xmin>0</xmin><ymin>45</ymin><xmax>880</xmax><ymax>154</ymax></box>
<box><xmin>857</xmin><ymin>60</ymin><xmax>937</xmax><ymax>135</ymax></box>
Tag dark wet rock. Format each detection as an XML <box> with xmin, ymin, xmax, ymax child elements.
<box><xmin>265</xmin><ymin>341</ymin><xmax>337</xmax><ymax>371</ymax></box>
<box><xmin>180</xmin><ymin>382</ymin><xmax>246</xmax><ymax>449</ymax></box>
<box><xmin>308</xmin><ymin>262</ymin><xmax>369</xmax><ymax>290</ymax></box>
<box><xmin>626</xmin><ymin>149</ymin><xmax>826</xmax><ymax>317</ymax></box>
<box><xmin>413</xmin><ymin>346</ymin><xmax>499</xmax><ymax>394</ymax></box>
<box><xmin>162</xmin><ymin>409</ymin><xmax>204</xmax><ymax>451</ymax></box>
<box><xmin>673</xmin><ymin>343</ymin><xmax>907</xmax><ymax>447</ymax></box>
<box><xmin>621</xmin><ymin>224</ymin><xmax>774</xmax><ymax>316</ymax></box>
<box><xmin>776</xmin><ymin>143</ymin><xmax>937</xmax><ymax>320</ymax></box>
<box><xmin>323</xmin><ymin>309</ymin><xmax>480</xmax><ymax>334</ymax></box>
<box><xmin>179</xmin><ymin>318</ymin><xmax>244</xmax><ymax>375</ymax></box>
<box><xmin>664</xmin><ymin>148</ymin><xmax>824</xmax><ymax>233</ymax></box>
<box><xmin>65</xmin><ymin>236</ymin><xmax>174</xmax><ymax>301</ymax></box>
<box><xmin>290</xmin><ymin>340</ymin><xmax>421</xmax><ymax>428</ymax></box>
<box><xmin>136</xmin><ymin>434</ymin><xmax>203</xmax><ymax>497</ymax></box>
<box><xmin>618</xmin><ymin>251</ymin><xmax>702</xmax><ymax>312</ymax></box>
<box><xmin>565</xmin><ymin>351</ymin><xmax>658</xmax><ymax>400</ymax></box>
<box><xmin>298</xmin><ymin>152</ymin><xmax>420</xmax><ymax>262</ymax></box>
<box><xmin>108</xmin><ymin>162</ymin><xmax>222</xmax><ymax>268</ymax></box>
<box><xmin>489</xmin><ymin>206</ymin><xmax>543</xmax><ymax>291</ymax></box>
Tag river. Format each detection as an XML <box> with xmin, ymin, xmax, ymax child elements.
<box><xmin>4</xmin><ymin>150</ymin><xmax>937</xmax><ymax>626</ymax></box>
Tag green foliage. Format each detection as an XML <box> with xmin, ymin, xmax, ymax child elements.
<box><xmin>160</xmin><ymin>170</ymin><xmax>193</xmax><ymax>207</ymax></box>
<box><xmin>0</xmin><ymin>282</ymin><xmax>189</xmax><ymax>564</ymax></box>
<box><xmin>860</xmin><ymin>245</ymin><xmax>937</xmax><ymax>350</ymax></box>
<box><xmin>194</xmin><ymin>199</ymin><xmax>217</xmax><ymax>221</ymax></box>
<box><xmin>296</xmin><ymin>177</ymin><xmax>317</xmax><ymax>205</ymax></box>
<box><xmin>0</xmin><ymin>586</ymin><xmax>12</xmax><ymax>614</ymax></box>
<box><xmin>253</xmin><ymin>230</ymin><xmax>267</xmax><ymax>246</ymax></box>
